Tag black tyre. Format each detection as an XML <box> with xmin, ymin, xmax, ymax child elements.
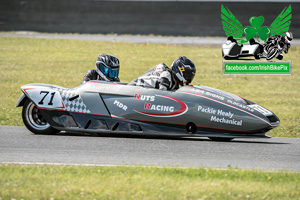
<box><xmin>209</xmin><ymin>137</ymin><xmax>234</xmax><ymax>142</ymax></box>
<box><xmin>22</xmin><ymin>100</ymin><xmax>60</xmax><ymax>135</ymax></box>
<box><xmin>254</xmin><ymin>54</ymin><xmax>260</xmax><ymax>59</ymax></box>
<box><xmin>266</xmin><ymin>47</ymin><xmax>279</xmax><ymax>60</ymax></box>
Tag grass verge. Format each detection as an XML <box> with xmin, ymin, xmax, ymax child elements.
<box><xmin>0</xmin><ymin>36</ymin><xmax>300</xmax><ymax>137</ymax></box>
<box><xmin>1</xmin><ymin>164</ymin><xmax>299</xmax><ymax>200</ymax></box>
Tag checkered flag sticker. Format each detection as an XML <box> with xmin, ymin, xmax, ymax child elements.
<box><xmin>54</xmin><ymin>87</ymin><xmax>91</xmax><ymax>113</ymax></box>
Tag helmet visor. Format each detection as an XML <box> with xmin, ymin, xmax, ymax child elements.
<box><xmin>99</xmin><ymin>63</ymin><xmax>119</xmax><ymax>78</ymax></box>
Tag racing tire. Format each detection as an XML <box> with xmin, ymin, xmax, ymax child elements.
<box><xmin>254</xmin><ymin>54</ymin><xmax>260</xmax><ymax>60</ymax></box>
<box><xmin>209</xmin><ymin>137</ymin><xmax>234</xmax><ymax>142</ymax></box>
<box><xmin>276</xmin><ymin>54</ymin><xmax>283</xmax><ymax>60</ymax></box>
<box><xmin>266</xmin><ymin>47</ymin><xmax>279</xmax><ymax>60</ymax></box>
<box><xmin>22</xmin><ymin>100</ymin><xmax>60</xmax><ymax>135</ymax></box>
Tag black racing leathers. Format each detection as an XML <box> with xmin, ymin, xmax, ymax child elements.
<box><xmin>128</xmin><ymin>63</ymin><xmax>179</xmax><ymax>90</ymax></box>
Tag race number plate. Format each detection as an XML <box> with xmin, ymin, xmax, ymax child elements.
<box><xmin>22</xmin><ymin>87</ymin><xmax>65</xmax><ymax>109</ymax></box>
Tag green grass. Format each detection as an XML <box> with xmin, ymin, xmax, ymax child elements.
<box><xmin>0</xmin><ymin>36</ymin><xmax>300</xmax><ymax>137</ymax></box>
<box><xmin>1</xmin><ymin>164</ymin><xmax>299</xmax><ymax>200</ymax></box>
<box><xmin>0</xmin><ymin>37</ymin><xmax>299</xmax><ymax>199</ymax></box>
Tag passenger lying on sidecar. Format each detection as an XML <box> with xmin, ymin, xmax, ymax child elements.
<box><xmin>129</xmin><ymin>56</ymin><xmax>196</xmax><ymax>90</ymax></box>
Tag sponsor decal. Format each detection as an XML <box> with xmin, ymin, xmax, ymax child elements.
<box><xmin>210</xmin><ymin>116</ymin><xmax>243</xmax><ymax>126</ymax></box>
<box><xmin>191</xmin><ymin>86</ymin><xmax>255</xmax><ymax>112</ymax></box>
<box><xmin>155</xmin><ymin>64</ymin><xmax>164</xmax><ymax>72</ymax></box>
<box><xmin>217</xmin><ymin>109</ymin><xmax>234</xmax><ymax>118</ymax></box>
<box><xmin>134</xmin><ymin>93</ymin><xmax>155</xmax><ymax>101</ymax></box>
<box><xmin>144</xmin><ymin>103</ymin><xmax>174</xmax><ymax>112</ymax></box>
<box><xmin>113</xmin><ymin>100</ymin><xmax>127</xmax><ymax>111</ymax></box>
<box><xmin>226</xmin><ymin>99</ymin><xmax>254</xmax><ymax>112</ymax></box>
<box><xmin>134</xmin><ymin>95</ymin><xmax>188</xmax><ymax>117</ymax></box>
<box><xmin>191</xmin><ymin>88</ymin><xmax>225</xmax><ymax>101</ymax></box>
<box><xmin>178</xmin><ymin>90</ymin><xmax>271</xmax><ymax>125</ymax></box>
<box><xmin>198</xmin><ymin>106</ymin><xmax>241</xmax><ymax>126</ymax></box>
<box><xmin>198</xmin><ymin>106</ymin><xmax>234</xmax><ymax>118</ymax></box>
<box><xmin>197</xmin><ymin>106</ymin><xmax>216</xmax><ymax>115</ymax></box>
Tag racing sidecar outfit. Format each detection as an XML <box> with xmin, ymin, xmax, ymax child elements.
<box><xmin>128</xmin><ymin>63</ymin><xmax>179</xmax><ymax>90</ymax></box>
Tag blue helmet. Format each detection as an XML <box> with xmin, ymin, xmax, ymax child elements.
<box><xmin>96</xmin><ymin>54</ymin><xmax>120</xmax><ymax>81</ymax></box>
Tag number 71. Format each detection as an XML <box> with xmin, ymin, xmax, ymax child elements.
<box><xmin>38</xmin><ymin>91</ymin><xmax>55</xmax><ymax>105</ymax></box>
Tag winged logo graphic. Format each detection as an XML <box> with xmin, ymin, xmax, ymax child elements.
<box><xmin>221</xmin><ymin>5</ymin><xmax>292</xmax><ymax>44</ymax></box>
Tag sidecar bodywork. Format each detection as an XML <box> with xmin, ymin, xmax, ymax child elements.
<box><xmin>17</xmin><ymin>81</ymin><xmax>280</xmax><ymax>141</ymax></box>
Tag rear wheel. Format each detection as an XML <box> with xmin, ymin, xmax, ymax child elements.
<box><xmin>22</xmin><ymin>100</ymin><xmax>60</xmax><ymax>135</ymax></box>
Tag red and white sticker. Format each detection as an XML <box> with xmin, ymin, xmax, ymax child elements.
<box><xmin>134</xmin><ymin>95</ymin><xmax>188</xmax><ymax>117</ymax></box>
<box><xmin>155</xmin><ymin>64</ymin><xmax>164</xmax><ymax>72</ymax></box>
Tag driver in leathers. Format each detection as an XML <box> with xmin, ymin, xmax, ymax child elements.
<box><xmin>129</xmin><ymin>56</ymin><xmax>196</xmax><ymax>90</ymax></box>
<box><xmin>82</xmin><ymin>54</ymin><xmax>120</xmax><ymax>83</ymax></box>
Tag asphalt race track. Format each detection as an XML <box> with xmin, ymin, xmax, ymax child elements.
<box><xmin>1</xmin><ymin>126</ymin><xmax>299</xmax><ymax>171</ymax></box>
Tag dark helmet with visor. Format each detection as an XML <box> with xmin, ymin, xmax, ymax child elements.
<box><xmin>96</xmin><ymin>54</ymin><xmax>120</xmax><ymax>81</ymax></box>
<box><xmin>171</xmin><ymin>56</ymin><xmax>196</xmax><ymax>86</ymax></box>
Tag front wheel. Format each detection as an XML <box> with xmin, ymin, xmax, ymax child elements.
<box><xmin>22</xmin><ymin>100</ymin><xmax>60</xmax><ymax>135</ymax></box>
<box><xmin>265</xmin><ymin>46</ymin><xmax>279</xmax><ymax>60</ymax></box>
